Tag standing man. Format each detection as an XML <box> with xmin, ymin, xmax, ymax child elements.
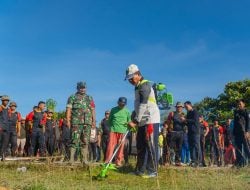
<box><xmin>24</xmin><ymin>106</ymin><xmax>37</xmax><ymax>156</ymax></box>
<box><xmin>233</xmin><ymin>99</ymin><xmax>250</xmax><ymax>167</ymax></box>
<box><xmin>17</xmin><ymin>118</ymin><xmax>26</xmax><ymax>156</ymax></box>
<box><xmin>181</xmin><ymin>101</ymin><xmax>200</xmax><ymax>167</ymax></box>
<box><xmin>0</xmin><ymin>95</ymin><xmax>10</xmax><ymax>161</ymax></box>
<box><xmin>27</xmin><ymin>101</ymin><xmax>47</xmax><ymax>157</ymax></box>
<box><xmin>66</xmin><ymin>81</ymin><xmax>96</xmax><ymax>164</ymax></box>
<box><xmin>126</xmin><ymin>64</ymin><xmax>160</xmax><ymax>178</ymax></box>
<box><xmin>166</xmin><ymin>102</ymin><xmax>186</xmax><ymax>166</ymax></box>
<box><xmin>2</xmin><ymin>102</ymin><xmax>21</xmax><ymax>157</ymax></box>
<box><xmin>199</xmin><ymin>115</ymin><xmax>209</xmax><ymax>167</ymax></box>
<box><xmin>60</xmin><ymin>118</ymin><xmax>71</xmax><ymax>161</ymax></box>
<box><xmin>45</xmin><ymin>109</ymin><xmax>55</xmax><ymax>156</ymax></box>
<box><xmin>105</xmin><ymin>97</ymin><xmax>131</xmax><ymax>167</ymax></box>
<box><xmin>210</xmin><ymin>119</ymin><xmax>223</xmax><ymax>166</ymax></box>
<box><xmin>100</xmin><ymin>110</ymin><xmax>110</xmax><ymax>161</ymax></box>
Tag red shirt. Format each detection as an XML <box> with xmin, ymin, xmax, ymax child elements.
<box><xmin>26</xmin><ymin>110</ymin><xmax>47</xmax><ymax>125</ymax></box>
<box><xmin>8</xmin><ymin>110</ymin><xmax>22</xmax><ymax>122</ymax></box>
<box><xmin>218</xmin><ymin>126</ymin><xmax>224</xmax><ymax>134</ymax></box>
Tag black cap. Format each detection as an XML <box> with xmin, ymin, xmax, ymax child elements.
<box><xmin>118</xmin><ymin>97</ymin><xmax>127</xmax><ymax>105</ymax></box>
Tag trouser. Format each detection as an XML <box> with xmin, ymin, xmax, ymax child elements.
<box><xmin>62</xmin><ymin>139</ymin><xmax>71</xmax><ymax>161</ymax></box>
<box><xmin>31</xmin><ymin>128</ymin><xmax>45</xmax><ymax>156</ymax></box>
<box><xmin>45</xmin><ymin>134</ymin><xmax>55</xmax><ymax>156</ymax></box>
<box><xmin>210</xmin><ymin>142</ymin><xmax>221</xmax><ymax>166</ymax></box>
<box><xmin>188</xmin><ymin>133</ymin><xmax>200</xmax><ymax>165</ymax></box>
<box><xmin>1</xmin><ymin>130</ymin><xmax>17</xmax><ymax>157</ymax></box>
<box><xmin>96</xmin><ymin>145</ymin><xmax>101</xmax><ymax>162</ymax></box>
<box><xmin>153</xmin><ymin>124</ymin><xmax>160</xmax><ymax>166</ymax></box>
<box><xmin>25</xmin><ymin>132</ymin><xmax>32</xmax><ymax>156</ymax></box>
<box><xmin>224</xmin><ymin>144</ymin><xmax>236</xmax><ymax>165</ymax></box>
<box><xmin>101</xmin><ymin>135</ymin><xmax>109</xmax><ymax>161</ymax></box>
<box><xmin>181</xmin><ymin>145</ymin><xmax>190</xmax><ymax>164</ymax></box>
<box><xmin>158</xmin><ymin>146</ymin><xmax>163</xmax><ymax>164</ymax></box>
<box><xmin>234</xmin><ymin>134</ymin><xmax>250</xmax><ymax>167</ymax></box>
<box><xmin>89</xmin><ymin>142</ymin><xmax>97</xmax><ymax>161</ymax></box>
<box><xmin>0</xmin><ymin>129</ymin><xmax>2</xmax><ymax>149</ymax></box>
<box><xmin>105</xmin><ymin>132</ymin><xmax>125</xmax><ymax>165</ymax></box>
<box><xmin>124</xmin><ymin>137</ymin><xmax>130</xmax><ymax>164</ymax></box>
<box><xmin>70</xmin><ymin>124</ymin><xmax>91</xmax><ymax>163</ymax></box>
<box><xmin>169</xmin><ymin>131</ymin><xmax>183</xmax><ymax>163</ymax></box>
<box><xmin>200</xmin><ymin>134</ymin><xmax>206</xmax><ymax>165</ymax></box>
<box><xmin>136</xmin><ymin>123</ymin><xmax>159</xmax><ymax>174</ymax></box>
<box><xmin>162</xmin><ymin>134</ymin><xmax>170</xmax><ymax>165</ymax></box>
<box><xmin>17</xmin><ymin>138</ymin><xmax>26</xmax><ymax>155</ymax></box>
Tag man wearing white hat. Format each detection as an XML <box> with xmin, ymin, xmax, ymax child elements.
<box><xmin>126</xmin><ymin>64</ymin><xmax>160</xmax><ymax>178</ymax></box>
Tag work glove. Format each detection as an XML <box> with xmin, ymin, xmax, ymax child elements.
<box><xmin>146</xmin><ymin>123</ymin><xmax>154</xmax><ymax>140</ymax></box>
<box><xmin>130</xmin><ymin>126</ymin><xmax>137</xmax><ymax>133</ymax></box>
<box><xmin>128</xmin><ymin>121</ymin><xmax>138</xmax><ymax>133</ymax></box>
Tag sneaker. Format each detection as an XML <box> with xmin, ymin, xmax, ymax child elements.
<box><xmin>190</xmin><ymin>162</ymin><xmax>198</xmax><ymax>168</ymax></box>
<box><xmin>141</xmin><ymin>172</ymin><xmax>157</xmax><ymax>179</ymax></box>
<box><xmin>115</xmin><ymin>164</ymin><xmax>123</xmax><ymax>168</ymax></box>
<box><xmin>175</xmin><ymin>162</ymin><xmax>182</xmax><ymax>166</ymax></box>
<box><xmin>202</xmin><ymin>163</ymin><xmax>207</xmax><ymax>167</ymax></box>
<box><xmin>180</xmin><ymin>162</ymin><xmax>187</xmax><ymax>166</ymax></box>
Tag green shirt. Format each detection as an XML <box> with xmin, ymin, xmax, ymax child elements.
<box><xmin>108</xmin><ymin>106</ymin><xmax>131</xmax><ymax>134</ymax></box>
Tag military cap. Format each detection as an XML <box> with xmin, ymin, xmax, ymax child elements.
<box><xmin>9</xmin><ymin>102</ymin><xmax>17</xmax><ymax>107</ymax></box>
<box><xmin>77</xmin><ymin>81</ymin><xmax>87</xmax><ymax>89</ymax></box>
<box><xmin>1</xmin><ymin>95</ymin><xmax>10</xmax><ymax>101</ymax></box>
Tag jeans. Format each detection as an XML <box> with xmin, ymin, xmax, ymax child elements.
<box><xmin>181</xmin><ymin>145</ymin><xmax>190</xmax><ymax>164</ymax></box>
<box><xmin>188</xmin><ymin>133</ymin><xmax>200</xmax><ymax>165</ymax></box>
<box><xmin>234</xmin><ymin>134</ymin><xmax>250</xmax><ymax>166</ymax></box>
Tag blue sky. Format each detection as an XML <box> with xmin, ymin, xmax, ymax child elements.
<box><xmin>0</xmin><ymin>0</ymin><xmax>249</xmax><ymax>122</ymax></box>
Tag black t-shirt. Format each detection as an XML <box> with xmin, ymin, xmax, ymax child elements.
<box><xmin>101</xmin><ymin>118</ymin><xmax>110</xmax><ymax>136</ymax></box>
<box><xmin>233</xmin><ymin>109</ymin><xmax>250</xmax><ymax>135</ymax></box>
<box><xmin>186</xmin><ymin>109</ymin><xmax>200</xmax><ymax>135</ymax></box>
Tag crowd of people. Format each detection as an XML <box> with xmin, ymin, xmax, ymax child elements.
<box><xmin>0</xmin><ymin>64</ymin><xmax>249</xmax><ymax>179</ymax></box>
<box><xmin>159</xmin><ymin>100</ymin><xmax>249</xmax><ymax>168</ymax></box>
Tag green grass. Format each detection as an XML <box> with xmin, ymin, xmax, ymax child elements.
<box><xmin>0</xmin><ymin>162</ymin><xmax>249</xmax><ymax>190</ymax></box>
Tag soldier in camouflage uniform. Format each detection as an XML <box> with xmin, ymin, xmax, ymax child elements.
<box><xmin>66</xmin><ymin>81</ymin><xmax>96</xmax><ymax>164</ymax></box>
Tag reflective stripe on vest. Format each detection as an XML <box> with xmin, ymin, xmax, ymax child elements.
<box><xmin>148</xmin><ymin>97</ymin><xmax>156</xmax><ymax>104</ymax></box>
<box><xmin>138</xmin><ymin>80</ymin><xmax>157</xmax><ymax>104</ymax></box>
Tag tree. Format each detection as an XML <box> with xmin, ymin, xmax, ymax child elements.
<box><xmin>46</xmin><ymin>98</ymin><xmax>57</xmax><ymax>112</ymax></box>
<box><xmin>195</xmin><ymin>79</ymin><xmax>250</xmax><ymax>122</ymax></box>
<box><xmin>56</xmin><ymin>111</ymin><xmax>66</xmax><ymax>119</ymax></box>
<box><xmin>46</xmin><ymin>98</ymin><xmax>58</xmax><ymax>119</ymax></box>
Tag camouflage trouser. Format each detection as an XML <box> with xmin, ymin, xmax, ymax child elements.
<box><xmin>70</xmin><ymin>124</ymin><xmax>91</xmax><ymax>163</ymax></box>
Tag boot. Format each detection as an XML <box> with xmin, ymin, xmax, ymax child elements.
<box><xmin>69</xmin><ymin>148</ymin><xmax>76</xmax><ymax>164</ymax></box>
<box><xmin>81</xmin><ymin>146</ymin><xmax>89</xmax><ymax>165</ymax></box>
<box><xmin>1</xmin><ymin>153</ymin><xmax>5</xmax><ymax>162</ymax></box>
